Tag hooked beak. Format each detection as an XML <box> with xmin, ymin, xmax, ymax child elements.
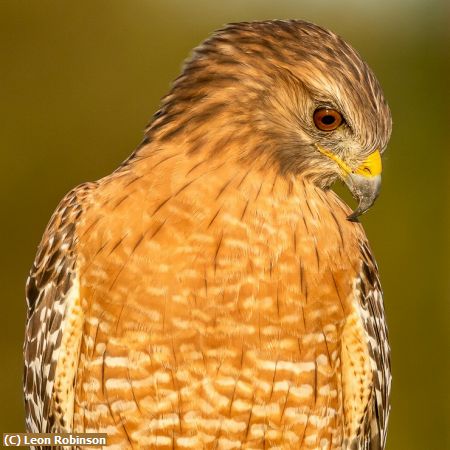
<box><xmin>344</xmin><ymin>171</ymin><xmax>381</xmax><ymax>221</ymax></box>
<box><xmin>316</xmin><ymin>146</ymin><xmax>382</xmax><ymax>221</ymax></box>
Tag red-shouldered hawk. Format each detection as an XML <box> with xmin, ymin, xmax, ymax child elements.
<box><xmin>24</xmin><ymin>20</ymin><xmax>392</xmax><ymax>449</ymax></box>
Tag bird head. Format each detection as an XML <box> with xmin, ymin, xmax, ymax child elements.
<box><xmin>148</xmin><ymin>20</ymin><xmax>392</xmax><ymax>220</ymax></box>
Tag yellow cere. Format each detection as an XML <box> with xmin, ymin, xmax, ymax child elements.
<box><xmin>316</xmin><ymin>145</ymin><xmax>382</xmax><ymax>178</ymax></box>
<box><xmin>354</xmin><ymin>149</ymin><xmax>382</xmax><ymax>177</ymax></box>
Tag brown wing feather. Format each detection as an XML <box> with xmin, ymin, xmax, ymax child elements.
<box><xmin>358</xmin><ymin>242</ymin><xmax>392</xmax><ymax>449</ymax></box>
<box><xmin>24</xmin><ymin>183</ymin><xmax>95</xmax><ymax>435</ymax></box>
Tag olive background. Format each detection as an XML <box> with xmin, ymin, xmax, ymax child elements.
<box><xmin>0</xmin><ymin>1</ymin><xmax>448</xmax><ymax>449</ymax></box>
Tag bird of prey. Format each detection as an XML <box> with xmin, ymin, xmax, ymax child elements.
<box><xmin>24</xmin><ymin>20</ymin><xmax>392</xmax><ymax>450</ymax></box>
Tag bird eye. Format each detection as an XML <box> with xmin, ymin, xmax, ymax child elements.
<box><xmin>313</xmin><ymin>108</ymin><xmax>343</xmax><ymax>131</ymax></box>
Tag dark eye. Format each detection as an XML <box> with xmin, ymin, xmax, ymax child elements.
<box><xmin>313</xmin><ymin>108</ymin><xmax>343</xmax><ymax>131</ymax></box>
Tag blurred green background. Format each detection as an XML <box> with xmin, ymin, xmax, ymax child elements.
<box><xmin>0</xmin><ymin>1</ymin><xmax>448</xmax><ymax>448</ymax></box>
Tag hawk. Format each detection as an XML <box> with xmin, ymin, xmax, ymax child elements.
<box><xmin>24</xmin><ymin>20</ymin><xmax>392</xmax><ymax>449</ymax></box>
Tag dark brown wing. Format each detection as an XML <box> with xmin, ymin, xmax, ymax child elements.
<box><xmin>24</xmin><ymin>183</ymin><xmax>94</xmax><ymax>434</ymax></box>
<box><xmin>358</xmin><ymin>242</ymin><xmax>392</xmax><ymax>450</ymax></box>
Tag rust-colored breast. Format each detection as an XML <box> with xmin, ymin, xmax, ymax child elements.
<box><xmin>73</xmin><ymin>154</ymin><xmax>370</xmax><ymax>449</ymax></box>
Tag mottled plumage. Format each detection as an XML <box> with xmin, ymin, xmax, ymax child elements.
<box><xmin>24</xmin><ymin>20</ymin><xmax>392</xmax><ymax>449</ymax></box>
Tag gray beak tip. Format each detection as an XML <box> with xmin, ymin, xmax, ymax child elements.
<box><xmin>346</xmin><ymin>212</ymin><xmax>360</xmax><ymax>222</ymax></box>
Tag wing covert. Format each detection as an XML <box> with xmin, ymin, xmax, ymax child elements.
<box><xmin>24</xmin><ymin>183</ymin><xmax>94</xmax><ymax>434</ymax></box>
<box><xmin>358</xmin><ymin>242</ymin><xmax>392</xmax><ymax>450</ymax></box>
